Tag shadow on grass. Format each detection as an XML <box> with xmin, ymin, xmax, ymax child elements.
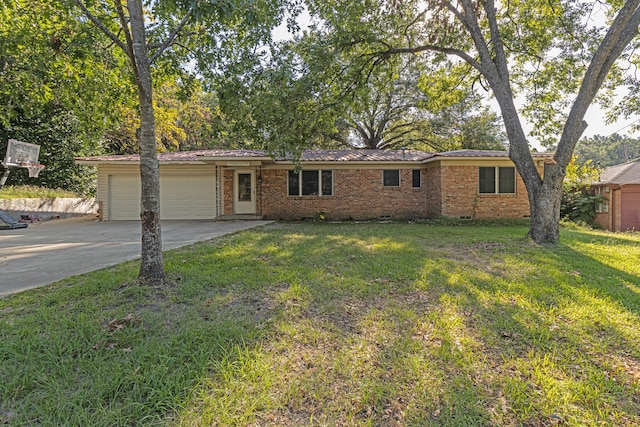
<box><xmin>2</xmin><ymin>222</ymin><xmax>639</xmax><ymax>426</ymax></box>
<box><xmin>0</xmin><ymin>230</ymin><xmax>291</xmax><ymax>426</ymax></box>
<box><xmin>178</xmin><ymin>222</ymin><xmax>639</xmax><ymax>426</ymax></box>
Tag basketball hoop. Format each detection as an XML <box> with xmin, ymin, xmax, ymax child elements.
<box><xmin>21</xmin><ymin>162</ymin><xmax>45</xmax><ymax>178</ymax></box>
<box><xmin>1</xmin><ymin>140</ymin><xmax>44</xmax><ymax>189</ymax></box>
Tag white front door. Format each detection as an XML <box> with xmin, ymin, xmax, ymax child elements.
<box><xmin>234</xmin><ymin>170</ymin><xmax>256</xmax><ymax>214</ymax></box>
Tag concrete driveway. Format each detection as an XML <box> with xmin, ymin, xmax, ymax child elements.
<box><xmin>0</xmin><ymin>216</ymin><xmax>272</xmax><ymax>297</ymax></box>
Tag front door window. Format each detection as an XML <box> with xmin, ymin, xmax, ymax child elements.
<box><xmin>238</xmin><ymin>173</ymin><xmax>251</xmax><ymax>202</ymax></box>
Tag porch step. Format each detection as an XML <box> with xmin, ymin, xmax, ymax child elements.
<box><xmin>217</xmin><ymin>214</ymin><xmax>264</xmax><ymax>221</ymax></box>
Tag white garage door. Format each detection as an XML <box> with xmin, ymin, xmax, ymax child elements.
<box><xmin>160</xmin><ymin>174</ymin><xmax>216</xmax><ymax>219</ymax></box>
<box><xmin>108</xmin><ymin>174</ymin><xmax>140</xmax><ymax>220</ymax></box>
<box><xmin>108</xmin><ymin>173</ymin><xmax>217</xmax><ymax>220</ymax></box>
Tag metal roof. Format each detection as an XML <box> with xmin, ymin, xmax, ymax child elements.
<box><xmin>75</xmin><ymin>149</ymin><xmax>269</xmax><ymax>163</ymax></box>
<box><xmin>274</xmin><ymin>149</ymin><xmax>436</xmax><ymax>162</ymax></box>
<box><xmin>75</xmin><ymin>148</ymin><xmax>551</xmax><ymax>164</ymax></box>
<box><xmin>435</xmin><ymin>149</ymin><xmax>553</xmax><ymax>158</ymax></box>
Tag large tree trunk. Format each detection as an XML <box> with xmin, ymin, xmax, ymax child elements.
<box><xmin>441</xmin><ymin>0</ymin><xmax>640</xmax><ymax>244</ymax></box>
<box><xmin>526</xmin><ymin>163</ymin><xmax>564</xmax><ymax>243</ymax></box>
<box><xmin>128</xmin><ymin>0</ymin><xmax>164</xmax><ymax>280</ymax></box>
<box><xmin>489</xmin><ymin>82</ymin><xmax>563</xmax><ymax>243</ymax></box>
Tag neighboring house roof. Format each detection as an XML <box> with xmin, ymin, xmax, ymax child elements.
<box><xmin>75</xmin><ymin>148</ymin><xmax>550</xmax><ymax>165</ymax></box>
<box><xmin>596</xmin><ymin>158</ymin><xmax>640</xmax><ymax>185</ymax></box>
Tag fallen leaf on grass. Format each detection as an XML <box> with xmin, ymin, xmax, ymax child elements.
<box><xmin>107</xmin><ymin>313</ymin><xmax>137</xmax><ymax>331</ymax></box>
<box><xmin>500</xmin><ymin>396</ymin><xmax>508</xmax><ymax>414</ymax></box>
<box><xmin>501</xmin><ymin>331</ymin><xmax>522</xmax><ymax>339</ymax></box>
<box><xmin>92</xmin><ymin>341</ymin><xmax>118</xmax><ymax>350</ymax></box>
<box><xmin>548</xmin><ymin>413</ymin><xmax>565</xmax><ymax>424</ymax></box>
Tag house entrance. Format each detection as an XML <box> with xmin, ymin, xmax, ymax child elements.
<box><xmin>234</xmin><ymin>170</ymin><xmax>256</xmax><ymax>214</ymax></box>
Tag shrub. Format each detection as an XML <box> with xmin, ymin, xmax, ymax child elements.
<box><xmin>561</xmin><ymin>190</ymin><xmax>604</xmax><ymax>225</ymax></box>
<box><xmin>560</xmin><ymin>156</ymin><xmax>605</xmax><ymax>227</ymax></box>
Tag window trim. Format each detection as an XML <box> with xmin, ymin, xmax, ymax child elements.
<box><xmin>383</xmin><ymin>169</ymin><xmax>401</xmax><ymax>187</ymax></box>
<box><xmin>478</xmin><ymin>166</ymin><xmax>516</xmax><ymax>195</ymax></box>
<box><xmin>288</xmin><ymin>170</ymin><xmax>333</xmax><ymax>197</ymax></box>
<box><xmin>596</xmin><ymin>196</ymin><xmax>609</xmax><ymax>213</ymax></box>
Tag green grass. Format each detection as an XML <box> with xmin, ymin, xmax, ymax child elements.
<box><xmin>1</xmin><ymin>222</ymin><xmax>639</xmax><ymax>426</ymax></box>
<box><xmin>0</xmin><ymin>185</ymin><xmax>80</xmax><ymax>198</ymax></box>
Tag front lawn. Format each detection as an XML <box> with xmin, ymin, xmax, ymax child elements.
<box><xmin>1</xmin><ymin>222</ymin><xmax>639</xmax><ymax>426</ymax></box>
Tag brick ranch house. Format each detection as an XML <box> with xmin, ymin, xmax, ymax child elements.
<box><xmin>75</xmin><ymin>149</ymin><xmax>550</xmax><ymax>221</ymax></box>
<box><xmin>592</xmin><ymin>157</ymin><xmax>640</xmax><ymax>232</ymax></box>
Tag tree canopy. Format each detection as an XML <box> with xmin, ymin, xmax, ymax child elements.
<box><xmin>71</xmin><ymin>0</ymin><xmax>299</xmax><ymax>280</ymax></box>
<box><xmin>574</xmin><ymin>133</ymin><xmax>640</xmax><ymax>167</ymax></box>
<box><xmin>211</xmin><ymin>23</ymin><xmax>507</xmax><ymax>154</ymax></box>
<box><xmin>0</xmin><ymin>0</ymin><xmax>133</xmax><ymax>192</ymax></box>
<box><xmin>301</xmin><ymin>0</ymin><xmax>640</xmax><ymax>243</ymax></box>
<box><xmin>4</xmin><ymin>0</ymin><xmax>640</xmax><ymax>248</ymax></box>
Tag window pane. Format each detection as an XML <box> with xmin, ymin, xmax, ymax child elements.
<box><xmin>288</xmin><ymin>171</ymin><xmax>299</xmax><ymax>196</ymax></box>
<box><xmin>498</xmin><ymin>167</ymin><xmax>515</xmax><ymax>193</ymax></box>
<box><xmin>383</xmin><ymin>170</ymin><xmax>400</xmax><ymax>187</ymax></box>
<box><xmin>302</xmin><ymin>170</ymin><xmax>319</xmax><ymax>195</ymax></box>
<box><xmin>479</xmin><ymin>167</ymin><xmax>496</xmax><ymax>193</ymax></box>
<box><xmin>412</xmin><ymin>169</ymin><xmax>421</xmax><ymax>188</ymax></box>
<box><xmin>238</xmin><ymin>173</ymin><xmax>252</xmax><ymax>201</ymax></box>
<box><xmin>322</xmin><ymin>170</ymin><xmax>333</xmax><ymax>196</ymax></box>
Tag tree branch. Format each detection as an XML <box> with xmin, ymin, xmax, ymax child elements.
<box><xmin>557</xmin><ymin>1</ymin><xmax>640</xmax><ymax>167</ymax></box>
<box><xmin>375</xmin><ymin>44</ymin><xmax>487</xmax><ymax>75</ymax></box>
<box><xmin>149</xmin><ymin>7</ymin><xmax>194</xmax><ymax>64</ymax></box>
<box><xmin>453</xmin><ymin>0</ymin><xmax>497</xmax><ymax>76</ymax></box>
<box><xmin>483</xmin><ymin>0</ymin><xmax>510</xmax><ymax>81</ymax></box>
<box><xmin>114</xmin><ymin>0</ymin><xmax>135</xmax><ymax>61</ymax></box>
<box><xmin>403</xmin><ymin>8</ymin><xmax>428</xmax><ymax>40</ymax></box>
<box><xmin>73</xmin><ymin>0</ymin><xmax>128</xmax><ymax>53</ymax></box>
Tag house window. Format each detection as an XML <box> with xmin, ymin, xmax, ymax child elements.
<box><xmin>479</xmin><ymin>167</ymin><xmax>516</xmax><ymax>194</ymax></box>
<box><xmin>499</xmin><ymin>167</ymin><xmax>515</xmax><ymax>193</ymax></box>
<box><xmin>288</xmin><ymin>170</ymin><xmax>333</xmax><ymax>196</ymax></box>
<box><xmin>412</xmin><ymin>169</ymin><xmax>421</xmax><ymax>188</ymax></box>
<box><xmin>383</xmin><ymin>170</ymin><xmax>400</xmax><ymax>187</ymax></box>
<box><xmin>321</xmin><ymin>170</ymin><xmax>333</xmax><ymax>196</ymax></box>
<box><xmin>302</xmin><ymin>170</ymin><xmax>319</xmax><ymax>195</ymax></box>
<box><xmin>288</xmin><ymin>171</ymin><xmax>299</xmax><ymax>196</ymax></box>
<box><xmin>596</xmin><ymin>200</ymin><xmax>609</xmax><ymax>213</ymax></box>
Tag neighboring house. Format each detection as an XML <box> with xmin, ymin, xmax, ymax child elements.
<box><xmin>592</xmin><ymin>158</ymin><xmax>640</xmax><ymax>231</ymax></box>
<box><xmin>75</xmin><ymin>149</ymin><xmax>550</xmax><ymax>221</ymax></box>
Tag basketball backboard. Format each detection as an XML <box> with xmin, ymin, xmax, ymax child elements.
<box><xmin>2</xmin><ymin>139</ymin><xmax>41</xmax><ymax>166</ymax></box>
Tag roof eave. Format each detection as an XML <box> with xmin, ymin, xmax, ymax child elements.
<box><xmin>422</xmin><ymin>154</ymin><xmax>551</xmax><ymax>163</ymax></box>
<box><xmin>196</xmin><ymin>156</ymin><xmax>273</xmax><ymax>162</ymax></box>
<box><xmin>74</xmin><ymin>159</ymin><xmax>136</xmax><ymax>165</ymax></box>
<box><xmin>273</xmin><ymin>159</ymin><xmax>432</xmax><ymax>165</ymax></box>
<box><xmin>75</xmin><ymin>159</ymin><xmax>209</xmax><ymax>165</ymax></box>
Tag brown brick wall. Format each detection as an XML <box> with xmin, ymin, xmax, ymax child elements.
<box><xmin>614</xmin><ymin>189</ymin><xmax>622</xmax><ymax>231</ymax></box>
<box><xmin>222</xmin><ymin>162</ymin><xmax>541</xmax><ymax>220</ymax></box>
<box><xmin>259</xmin><ymin>168</ymin><xmax>428</xmax><ymax>220</ymax></box>
<box><xmin>223</xmin><ymin>169</ymin><xmax>233</xmax><ymax>215</ymax></box>
<box><xmin>424</xmin><ymin>165</ymin><xmax>442</xmax><ymax>217</ymax></box>
<box><xmin>594</xmin><ymin>212</ymin><xmax>609</xmax><ymax>230</ymax></box>
<box><xmin>440</xmin><ymin>165</ymin><xmax>533</xmax><ymax>219</ymax></box>
<box><xmin>593</xmin><ymin>185</ymin><xmax>612</xmax><ymax>231</ymax></box>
